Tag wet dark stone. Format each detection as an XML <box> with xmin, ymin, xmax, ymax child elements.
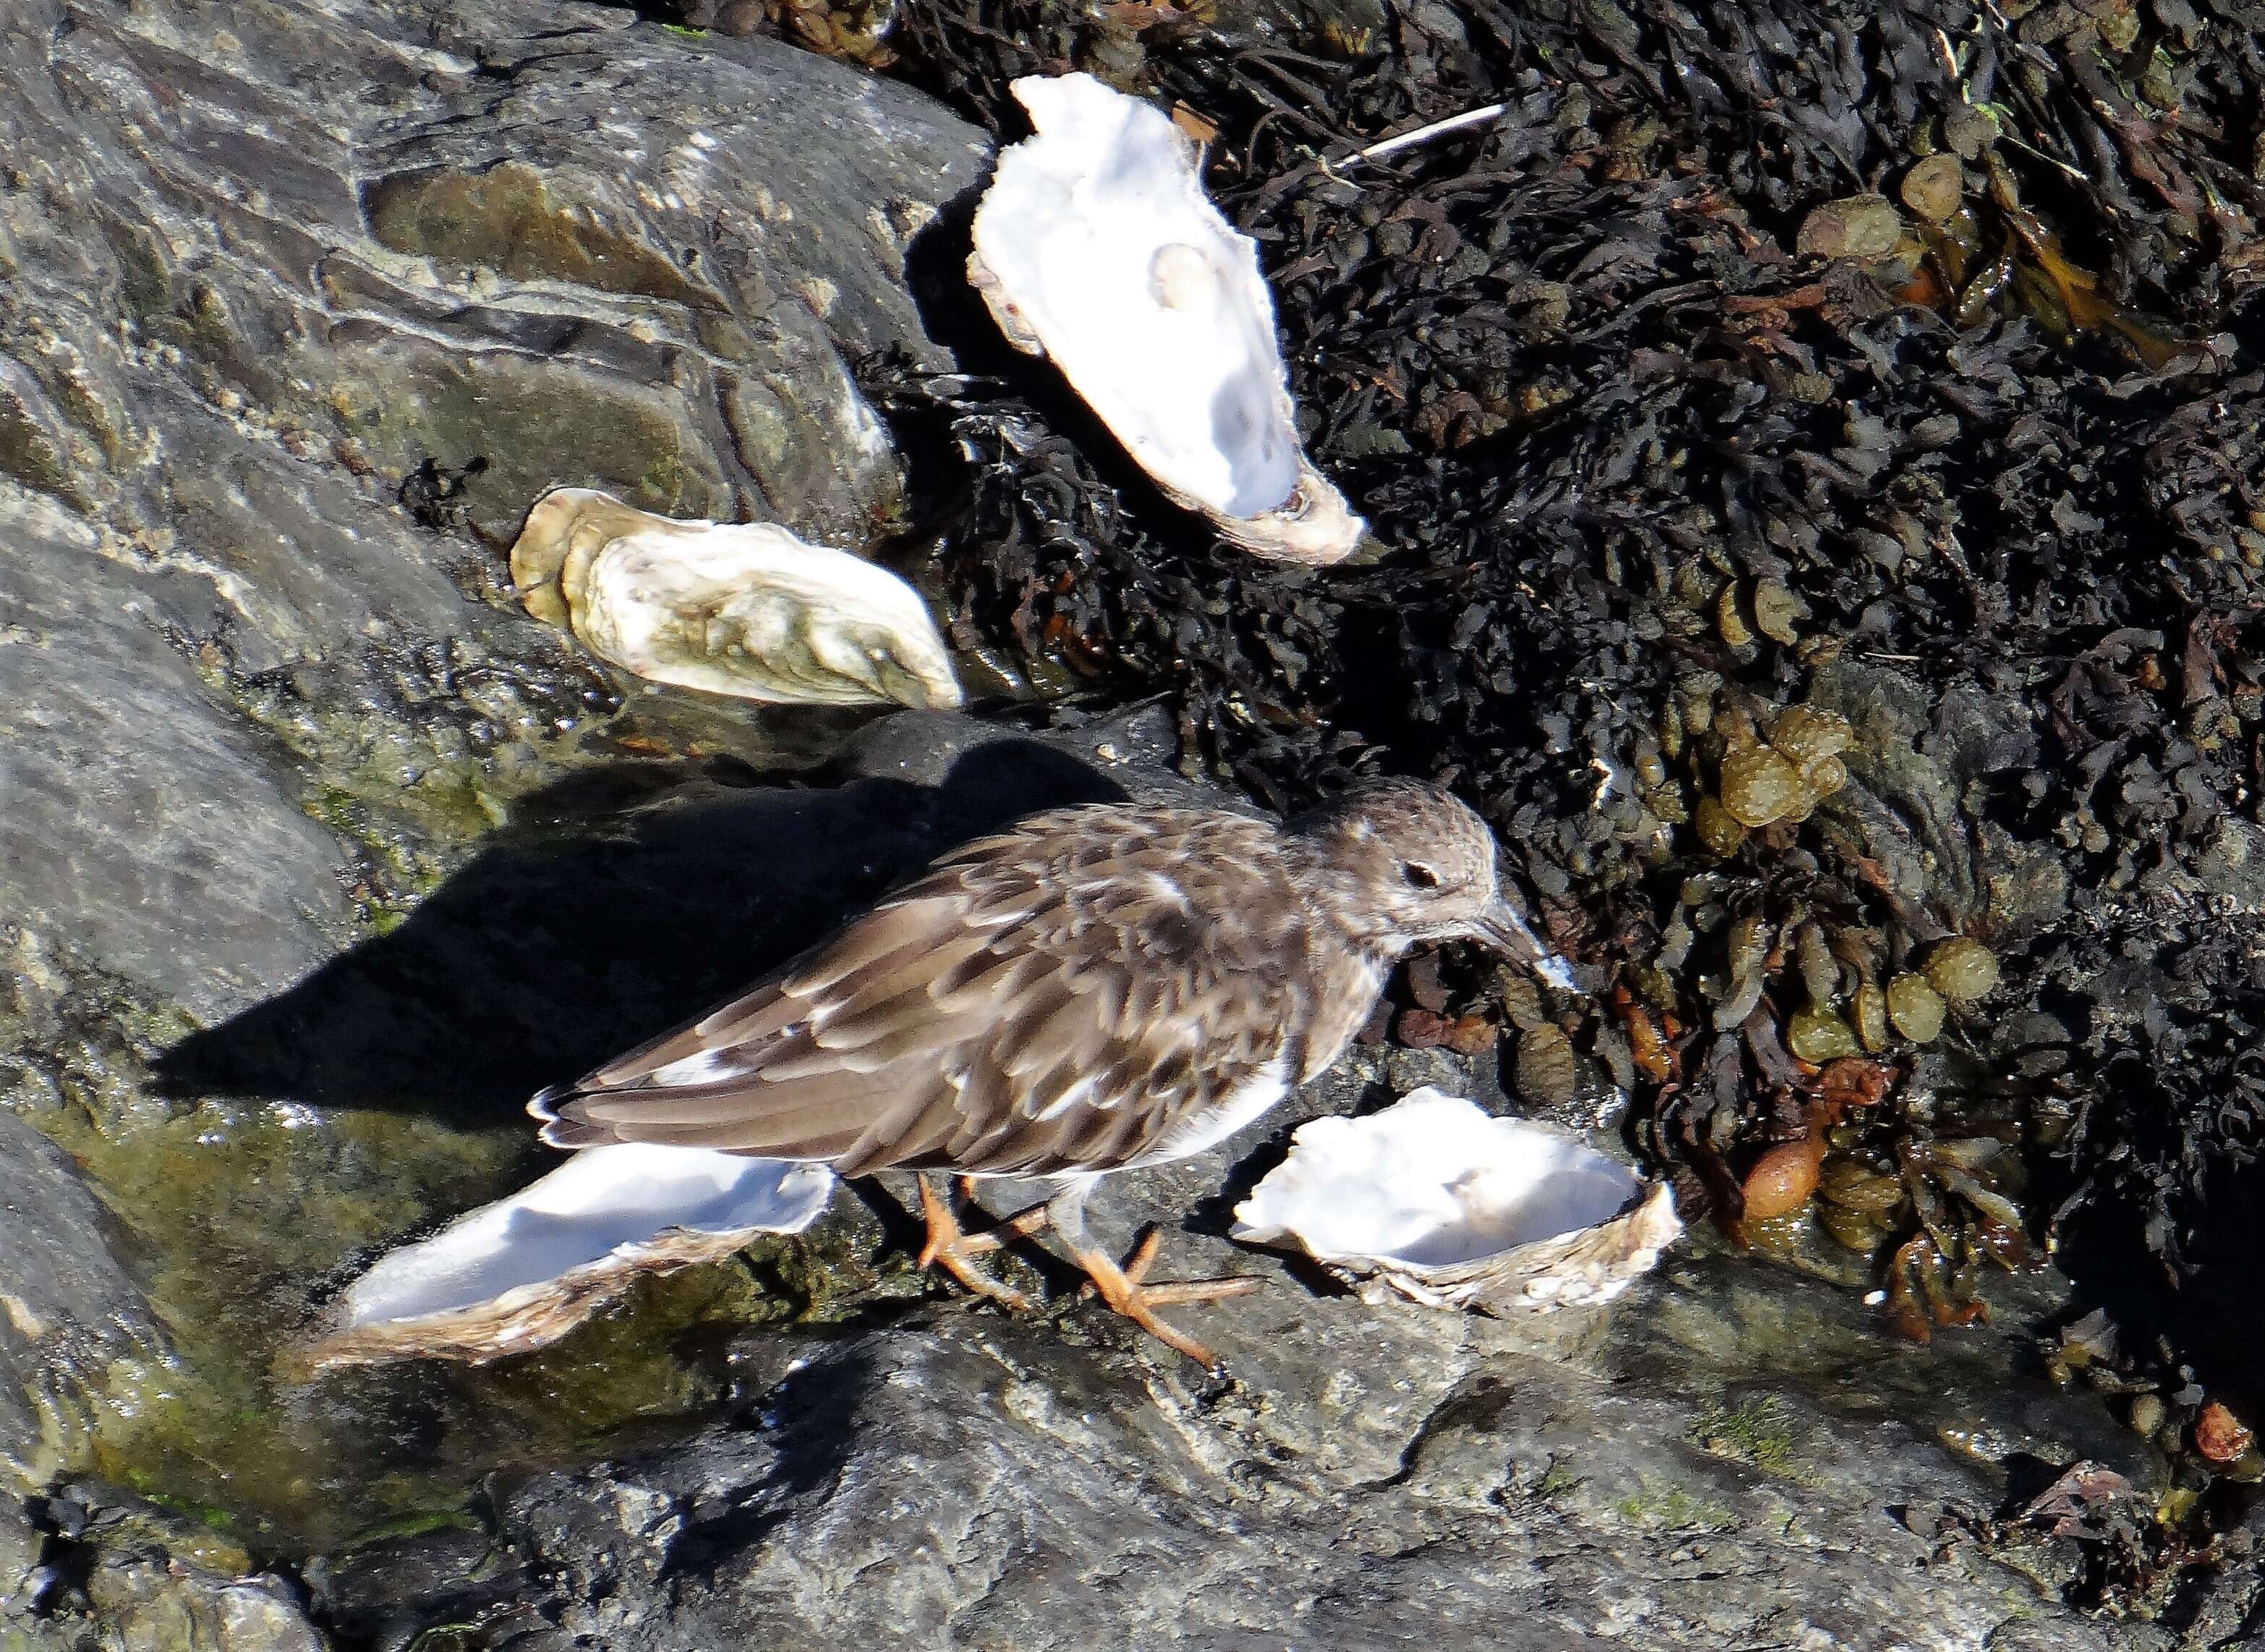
<box><xmin>311</xmin><ymin>1223</ymin><xmax>2164</xmax><ymax>1652</ymax></box>
<box><xmin>0</xmin><ymin>1116</ymin><xmax>165</xmax><ymax>1492</ymax></box>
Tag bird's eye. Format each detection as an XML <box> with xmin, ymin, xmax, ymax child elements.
<box><xmin>1400</xmin><ymin>861</ymin><xmax>1441</xmax><ymax>890</ymax></box>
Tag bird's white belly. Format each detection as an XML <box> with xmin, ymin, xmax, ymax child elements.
<box><xmin>1121</xmin><ymin>1053</ymin><xmax>1291</xmax><ymax>1170</ymax></box>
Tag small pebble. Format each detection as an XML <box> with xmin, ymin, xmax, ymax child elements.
<box><xmin>715</xmin><ymin>0</ymin><xmax>767</xmax><ymax>35</ymax></box>
<box><xmin>1395</xmin><ymin>1007</ymin><xmax>1450</xmax><ymax>1049</ymax></box>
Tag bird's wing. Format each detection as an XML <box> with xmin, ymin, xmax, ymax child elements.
<box><xmin>533</xmin><ymin>806</ymin><xmax>1306</xmax><ymax>1178</ymax></box>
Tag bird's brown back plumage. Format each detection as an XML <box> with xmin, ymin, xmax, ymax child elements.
<box><xmin>534</xmin><ymin>804</ymin><xmax>1379</xmax><ymax>1179</ymax></box>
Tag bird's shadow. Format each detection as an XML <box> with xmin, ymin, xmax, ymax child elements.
<box><xmin>156</xmin><ymin>735</ymin><xmax>1130</xmax><ymax>1129</ymax></box>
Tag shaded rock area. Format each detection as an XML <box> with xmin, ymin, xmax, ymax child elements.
<box><xmin>3</xmin><ymin>1</ymin><xmax>2264</xmax><ymax>1652</ymax></box>
<box><xmin>154</xmin><ymin>709</ymin><xmax>1189</xmax><ymax>1131</ymax></box>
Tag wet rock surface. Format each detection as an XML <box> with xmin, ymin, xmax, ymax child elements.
<box><xmin>304</xmin><ymin>1111</ymin><xmax>2167</xmax><ymax>1652</ymax></box>
<box><xmin>0</xmin><ymin>1115</ymin><xmax>165</xmax><ymax>1491</ymax></box>
<box><xmin>0</xmin><ymin>0</ymin><xmax>989</xmax><ymax>1018</ymax></box>
<box><xmin>3</xmin><ymin>0</ymin><xmax>2262</xmax><ymax>1649</ymax></box>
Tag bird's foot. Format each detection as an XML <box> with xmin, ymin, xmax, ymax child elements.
<box><xmin>1073</xmin><ymin>1226</ymin><xmax>1261</xmax><ymax>1367</ymax></box>
<box><xmin>1115</xmin><ymin>1226</ymin><xmax>1266</xmax><ymax>1306</ymax></box>
<box><xmin>916</xmin><ymin>1175</ymin><xmax>1046</xmax><ymax>1312</ymax></box>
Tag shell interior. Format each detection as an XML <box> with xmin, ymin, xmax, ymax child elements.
<box><xmin>968</xmin><ymin>75</ymin><xmax>1364</xmax><ymax>565</ymax></box>
<box><xmin>508</xmin><ymin>486</ymin><xmax>963</xmax><ymax>709</ymax></box>
<box><xmin>1232</xmin><ymin>1088</ymin><xmax>1679</xmax><ymax>1311</ymax></box>
<box><xmin>301</xmin><ymin>1147</ymin><xmax>836</xmax><ymax>1367</ymax></box>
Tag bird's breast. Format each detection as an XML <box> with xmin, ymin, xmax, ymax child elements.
<box><xmin>1295</xmin><ymin>951</ymin><xmax>1392</xmax><ymax>1083</ymax></box>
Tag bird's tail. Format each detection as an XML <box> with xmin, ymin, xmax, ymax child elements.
<box><xmin>528</xmin><ymin>1084</ymin><xmax>610</xmax><ymax>1150</ymax></box>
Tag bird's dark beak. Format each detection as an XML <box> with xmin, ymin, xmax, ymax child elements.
<box><xmin>1471</xmin><ymin>899</ymin><xmax>1581</xmax><ymax>992</ymax></box>
<box><xmin>1474</xmin><ymin>901</ymin><xmax>1541</xmax><ymax>958</ymax></box>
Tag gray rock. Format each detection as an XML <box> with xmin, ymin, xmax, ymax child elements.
<box><xmin>317</xmin><ymin>1204</ymin><xmax>2162</xmax><ymax>1651</ymax></box>
<box><xmin>0</xmin><ymin>502</ymin><xmax>353</xmax><ymax>1024</ymax></box>
<box><xmin>80</xmin><ymin>1566</ymin><xmax>324</xmax><ymax>1652</ymax></box>
<box><xmin>0</xmin><ymin>5</ymin><xmax>2210</xmax><ymax>1650</ymax></box>
<box><xmin>0</xmin><ymin>5</ymin><xmax>990</xmax><ymax>1641</ymax></box>
<box><xmin>6</xmin><ymin>0</ymin><xmax>986</xmax><ymax>546</ymax></box>
<box><xmin>1812</xmin><ymin>660</ymin><xmax>2070</xmax><ymax>937</ymax></box>
<box><xmin>0</xmin><ymin>1493</ymin><xmax>47</xmax><ymax>1623</ymax></box>
<box><xmin>1</xmin><ymin>1482</ymin><xmax>332</xmax><ymax>1650</ymax></box>
<box><xmin>300</xmin><ymin>1042</ymin><xmax>2175</xmax><ymax>1651</ymax></box>
<box><xmin>0</xmin><ymin>0</ymin><xmax>989</xmax><ymax>1025</ymax></box>
<box><xmin>0</xmin><ymin>1126</ymin><xmax>324</xmax><ymax>1651</ymax></box>
<box><xmin>0</xmin><ymin>1114</ymin><xmax>166</xmax><ymax>1492</ymax></box>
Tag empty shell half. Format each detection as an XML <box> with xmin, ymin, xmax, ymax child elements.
<box><xmin>968</xmin><ymin>74</ymin><xmax>1366</xmax><ymax>565</ymax></box>
<box><xmin>298</xmin><ymin>1145</ymin><xmax>837</xmax><ymax>1369</ymax></box>
<box><xmin>1232</xmin><ymin>1087</ymin><xmax>1681</xmax><ymax>1312</ymax></box>
<box><xmin>510</xmin><ymin>487</ymin><xmax>963</xmax><ymax>708</ymax></box>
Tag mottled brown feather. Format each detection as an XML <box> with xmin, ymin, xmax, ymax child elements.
<box><xmin>536</xmin><ymin>781</ymin><xmax>1523</xmax><ymax>1183</ymax></box>
<box><xmin>537</xmin><ymin>806</ymin><xmax>1344</xmax><ymax>1179</ymax></box>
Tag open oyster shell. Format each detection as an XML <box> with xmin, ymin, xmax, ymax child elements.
<box><xmin>298</xmin><ymin>1146</ymin><xmax>836</xmax><ymax>1370</ymax></box>
<box><xmin>509</xmin><ymin>486</ymin><xmax>963</xmax><ymax>708</ymax></box>
<box><xmin>968</xmin><ymin>74</ymin><xmax>1366</xmax><ymax>565</ymax></box>
<box><xmin>1232</xmin><ymin>1087</ymin><xmax>1681</xmax><ymax>1312</ymax></box>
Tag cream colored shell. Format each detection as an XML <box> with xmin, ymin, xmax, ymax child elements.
<box><xmin>509</xmin><ymin>487</ymin><xmax>963</xmax><ymax>709</ymax></box>
<box><xmin>1232</xmin><ymin>1087</ymin><xmax>1681</xmax><ymax>1312</ymax></box>
<box><xmin>297</xmin><ymin>1146</ymin><xmax>836</xmax><ymax>1370</ymax></box>
<box><xmin>968</xmin><ymin>75</ymin><xmax>1366</xmax><ymax>565</ymax></box>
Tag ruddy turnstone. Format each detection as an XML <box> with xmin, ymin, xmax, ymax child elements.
<box><xmin>533</xmin><ymin>778</ymin><xmax>1555</xmax><ymax>1366</ymax></box>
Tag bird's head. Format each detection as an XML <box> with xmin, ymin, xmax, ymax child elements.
<box><xmin>1290</xmin><ymin>778</ymin><xmax>1551</xmax><ymax>965</ymax></box>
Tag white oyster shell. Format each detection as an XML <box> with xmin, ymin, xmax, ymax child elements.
<box><xmin>1232</xmin><ymin>1087</ymin><xmax>1681</xmax><ymax>1312</ymax></box>
<box><xmin>509</xmin><ymin>486</ymin><xmax>963</xmax><ymax>709</ymax></box>
<box><xmin>298</xmin><ymin>1146</ymin><xmax>836</xmax><ymax>1370</ymax></box>
<box><xmin>968</xmin><ymin>74</ymin><xmax>1366</xmax><ymax>565</ymax></box>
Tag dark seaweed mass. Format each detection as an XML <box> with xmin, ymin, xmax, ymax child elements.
<box><xmin>860</xmin><ymin>0</ymin><xmax>2265</xmax><ymax>1574</ymax></box>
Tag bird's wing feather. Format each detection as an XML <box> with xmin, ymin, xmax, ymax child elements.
<box><xmin>534</xmin><ymin>806</ymin><xmax>1309</xmax><ymax>1177</ymax></box>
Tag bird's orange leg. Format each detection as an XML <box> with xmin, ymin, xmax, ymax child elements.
<box><xmin>915</xmin><ymin>1174</ymin><xmax>1044</xmax><ymax>1312</ymax></box>
<box><xmin>1047</xmin><ymin>1185</ymin><xmax>1261</xmax><ymax>1369</ymax></box>
<box><xmin>1116</xmin><ymin>1225</ymin><xmax>1266</xmax><ymax>1307</ymax></box>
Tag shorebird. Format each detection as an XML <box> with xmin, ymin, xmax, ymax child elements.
<box><xmin>533</xmin><ymin>778</ymin><xmax>1555</xmax><ymax>1366</ymax></box>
